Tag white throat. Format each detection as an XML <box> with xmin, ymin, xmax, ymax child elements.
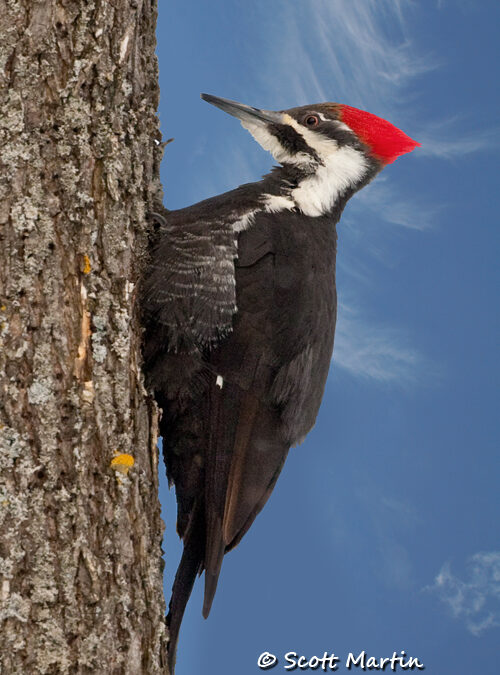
<box><xmin>291</xmin><ymin>146</ymin><xmax>369</xmax><ymax>216</ymax></box>
<box><xmin>260</xmin><ymin>146</ymin><xmax>369</xmax><ymax>219</ymax></box>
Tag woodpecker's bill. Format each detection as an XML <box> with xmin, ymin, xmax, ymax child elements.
<box><xmin>142</xmin><ymin>94</ymin><xmax>419</xmax><ymax>672</ymax></box>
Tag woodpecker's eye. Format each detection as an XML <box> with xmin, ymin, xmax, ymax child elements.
<box><xmin>304</xmin><ymin>115</ymin><xmax>320</xmax><ymax>128</ymax></box>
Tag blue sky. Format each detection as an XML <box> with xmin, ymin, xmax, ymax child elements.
<box><xmin>155</xmin><ymin>2</ymin><xmax>499</xmax><ymax>673</ymax></box>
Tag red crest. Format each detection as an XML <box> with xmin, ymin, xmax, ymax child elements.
<box><xmin>339</xmin><ymin>105</ymin><xmax>420</xmax><ymax>164</ymax></box>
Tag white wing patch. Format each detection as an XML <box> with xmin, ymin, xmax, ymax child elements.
<box><xmin>233</xmin><ymin>209</ymin><xmax>257</xmax><ymax>232</ymax></box>
<box><xmin>231</xmin><ymin>195</ymin><xmax>296</xmax><ymax>232</ymax></box>
<box><xmin>263</xmin><ymin>194</ymin><xmax>295</xmax><ymax>212</ymax></box>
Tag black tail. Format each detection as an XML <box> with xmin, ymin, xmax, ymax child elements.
<box><xmin>166</xmin><ymin>501</ymin><xmax>205</xmax><ymax>674</ymax></box>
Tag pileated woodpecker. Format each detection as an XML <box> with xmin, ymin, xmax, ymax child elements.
<box><xmin>142</xmin><ymin>94</ymin><xmax>419</xmax><ymax>672</ymax></box>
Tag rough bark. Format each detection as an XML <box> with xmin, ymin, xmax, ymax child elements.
<box><xmin>0</xmin><ymin>1</ymin><xmax>168</xmax><ymax>672</ymax></box>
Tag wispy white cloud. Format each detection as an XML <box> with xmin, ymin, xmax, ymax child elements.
<box><xmin>367</xmin><ymin>493</ymin><xmax>421</xmax><ymax>590</ymax></box>
<box><xmin>414</xmin><ymin>114</ymin><xmax>499</xmax><ymax>159</ymax></box>
<box><xmin>327</xmin><ymin>487</ymin><xmax>420</xmax><ymax>590</ymax></box>
<box><xmin>416</xmin><ymin>131</ymin><xmax>498</xmax><ymax>160</ymax></box>
<box><xmin>352</xmin><ymin>178</ymin><xmax>437</xmax><ymax>230</ymax></box>
<box><xmin>333</xmin><ymin>303</ymin><xmax>421</xmax><ymax>383</ymax></box>
<box><xmin>436</xmin><ymin>0</ymin><xmax>476</xmax><ymax>11</ymax></box>
<box><xmin>256</xmin><ymin>0</ymin><xmax>433</xmax><ymax>114</ymax></box>
<box><xmin>427</xmin><ymin>552</ymin><xmax>500</xmax><ymax>635</ymax></box>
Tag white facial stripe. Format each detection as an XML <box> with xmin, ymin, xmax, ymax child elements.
<box><xmin>281</xmin><ymin>113</ymin><xmax>339</xmax><ymax>160</ymax></box>
<box><xmin>241</xmin><ymin>119</ymin><xmax>317</xmax><ymax>167</ymax></box>
<box><xmin>240</xmin><ymin>121</ymin><xmax>283</xmax><ymax>158</ymax></box>
<box><xmin>291</xmin><ymin>146</ymin><xmax>368</xmax><ymax>216</ymax></box>
<box><xmin>241</xmin><ymin>121</ymin><xmax>295</xmax><ymax>165</ymax></box>
<box><xmin>335</xmin><ymin>120</ymin><xmax>353</xmax><ymax>133</ymax></box>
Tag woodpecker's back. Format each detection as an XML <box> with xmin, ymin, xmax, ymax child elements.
<box><xmin>141</xmin><ymin>94</ymin><xmax>419</xmax><ymax>673</ymax></box>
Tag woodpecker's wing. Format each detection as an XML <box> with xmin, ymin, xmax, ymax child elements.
<box><xmin>201</xmin><ymin>209</ymin><xmax>338</xmax><ymax>615</ymax></box>
<box><xmin>142</xmin><ymin>213</ymin><xmax>238</xmax><ymax>359</ymax></box>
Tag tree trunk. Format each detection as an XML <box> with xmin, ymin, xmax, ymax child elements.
<box><xmin>0</xmin><ymin>1</ymin><xmax>168</xmax><ymax>672</ymax></box>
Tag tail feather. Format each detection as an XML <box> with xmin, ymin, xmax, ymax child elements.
<box><xmin>202</xmin><ymin>386</ymin><xmax>260</xmax><ymax>620</ymax></box>
<box><xmin>202</xmin><ymin>569</ymin><xmax>223</xmax><ymax>619</ymax></box>
<box><xmin>166</xmin><ymin>502</ymin><xmax>205</xmax><ymax>674</ymax></box>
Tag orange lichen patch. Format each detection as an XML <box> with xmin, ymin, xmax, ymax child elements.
<box><xmin>0</xmin><ymin>305</ymin><xmax>6</xmax><ymax>311</ymax></box>
<box><xmin>110</xmin><ymin>453</ymin><xmax>135</xmax><ymax>475</ymax></box>
<box><xmin>82</xmin><ymin>254</ymin><xmax>91</xmax><ymax>274</ymax></box>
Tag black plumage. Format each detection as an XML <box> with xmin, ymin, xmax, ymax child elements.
<box><xmin>143</xmin><ymin>198</ymin><xmax>341</xmax><ymax>657</ymax></box>
<box><xmin>141</xmin><ymin>95</ymin><xmax>418</xmax><ymax>672</ymax></box>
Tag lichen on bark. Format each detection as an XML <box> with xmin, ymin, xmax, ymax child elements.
<box><xmin>0</xmin><ymin>0</ymin><xmax>168</xmax><ymax>672</ymax></box>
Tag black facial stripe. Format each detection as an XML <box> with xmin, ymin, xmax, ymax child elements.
<box><xmin>268</xmin><ymin>123</ymin><xmax>322</xmax><ymax>164</ymax></box>
<box><xmin>311</xmin><ymin>122</ymin><xmax>358</xmax><ymax>150</ymax></box>
<box><xmin>329</xmin><ymin>127</ymin><xmax>357</xmax><ymax>147</ymax></box>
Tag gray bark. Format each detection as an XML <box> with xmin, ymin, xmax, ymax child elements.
<box><xmin>0</xmin><ymin>0</ymin><xmax>168</xmax><ymax>672</ymax></box>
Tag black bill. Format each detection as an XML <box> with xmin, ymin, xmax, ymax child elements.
<box><xmin>201</xmin><ymin>93</ymin><xmax>282</xmax><ymax>126</ymax></box>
